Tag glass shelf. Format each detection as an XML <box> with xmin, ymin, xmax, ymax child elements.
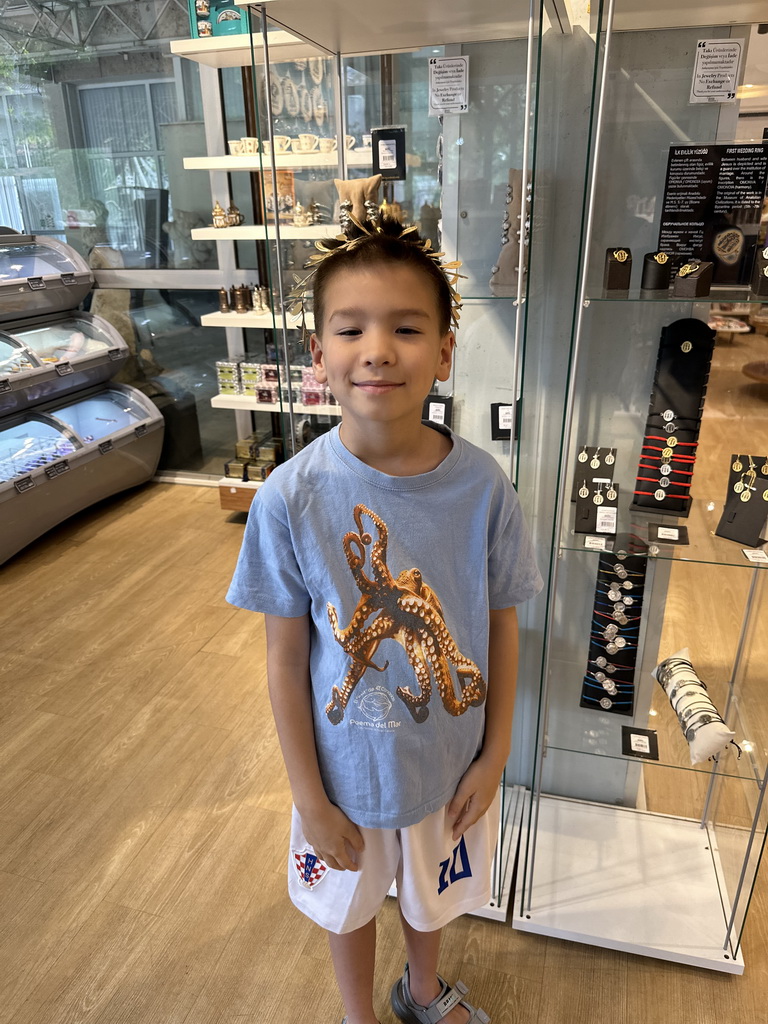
<box><xmin>585</xmin><ymin>288</ymin><xmax>768</xmax><ymax>305</ymax></box>
<box><xmin>544</xmin><ymin>743</ymin><xmax>756</xmax><ymax>784</ymax></box>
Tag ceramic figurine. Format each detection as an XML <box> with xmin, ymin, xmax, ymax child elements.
<box><xmin>212</xmin><ymin>201</ymin><xmax>229</xmax><ymax>228</ymax></box>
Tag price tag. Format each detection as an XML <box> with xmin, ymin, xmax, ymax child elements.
<box><xmin>584</xmin><ymin>535</ymin><xmax>608</xmax><ymax>551</ymax></box>
<box><xmin>658</xmin><ymin>526</ymin><xmax>679</xmax><ymax>541</ymax></box>
<box><xmin>743</xmin><ymin>548</ymin><xmax>768</xmax><ymax>564</ymax></box>
<box><xmin>596</xmin><ymin>506</ymin><xmax>618</xmax><ymax>534</ymax></box>
<box><xmin>427</xmin><ymin>401</ymin><xmax>445</xmax><ymax>425</ymax></box>
<box><xmin>498</xmin><ymin>405</ymin><xmax>514</xmax><ymax>430</ymax></box>
<box><xmin>631</xmin><ymin>734</ymin><xmax>651</xmax><ymax>755</ymax></box>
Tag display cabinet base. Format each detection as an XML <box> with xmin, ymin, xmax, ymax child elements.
<box><xmin>218</xmin><ymin>476</ymin><xmax>261</xmax><ymax>512</ymax></box>
<box><xmin>513</xmin><ymin>794</ymin><xmax>744</xmax><ymax>974</ymax></box>
<box><xmin>388</xmin><ymin>784</ymin><xmax>525</xmax><ymax>923</ymax></box>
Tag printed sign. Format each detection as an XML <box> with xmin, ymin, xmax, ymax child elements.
<box><xmin>690</xmin><ymin>39</ymin><xmax>742</xmax><ymax>105</ymax></box>
<box><xmin>429</xmin><ymin>56</ymin><xmax>469</xmax><ymax>116</ymax></box>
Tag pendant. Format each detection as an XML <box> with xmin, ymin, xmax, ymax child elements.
<box><xmin>593</xmin><ymin>493</ymin><xmax>604</xmax><ymax>506</ymax></box>
<box><xmin>604</xmin><ymin>681</ymin><xmax>618</xmax><ymax>696</ymax></box>
<box><xmin>614</xmin><ymin>637</ymin><xmax>627</xmax><ymax>649</ymax></box>
<box><xmin>309</xmin><ymin>56</ymin><xmax>324</xmax><ymax>84</ymax></box>
<box><xmin>734</xmin><ymin>481</ymin><xmax>744</xmax><ymax>494</ymax></box>
<box><xmin>595</xmin><ymin>671</ymin><xmax>606</xmax><ymax>682</ymax></box>
<box><xmin>595</xmin><ymin>656</ymin><xmax>607</xmax><ymax>668</ymax></box>
<box><xmin>606</xmin><ymin>663</ymin><xmax>616</xmax><ymax>674</ymax></box>
<box><xmin>666</xmin><ymin>436</ymin><xmax>678</xmax><ymax>448</ymax></box>
<box><xmin>660</xmin><ymin>464</ymin><xmax>672</xmax><ymax>476</ymax></box>
<box><xmin>741</xmin><ymin>490</ymin><xmax>752</xmax><ymax>502</ymax></box>
<box><xmin>623</xmin><ymin>596</ymin><xmax>634</xmax><ymax>607</ymax></box>
<box><xmin>761</xmin><ymin>461</ymin><xmax>768</xmax><ymax>476</ymax></box>
<box><xmin>613</xmin><ymin>602</ymin><xmax>625</xmax><ymax>613</ymax></box>
<box><xmin>764</xmin><ymin>489</ymin><xmax>768</xmax><ymax>501</ymax></box>
<box><xmin>732</xmin><ymin>456</ymin><xmax>743</xmax><ymax>472</ymax></box>
<box><xmin>659</xmin><ymin>478</ymin><xmax>670</xmax><ymax>488</ymax></box>
<box><xmin>578</xmin><ymin>446</ymin><xmax>588</xmax><ymax>463</ymax></box>
<box><xmin>664</xmin><ymin>422</ymin><xmax>677</xmax><ymax>434</ymax></box>
<box><xmin>607</xmin><ymin>486</ymin><xmax>617</xmax><ymax>501</ymax></box>
<box><xmin>608</xmin><ymin>589</ymin><xmax>621</xmax><ymax>602</ymax></box>
<box><xmin>662</xmin><ymin>409</ymin><xmax>675</xmax><ymax>422</ymax></box>
<box><xmin>579</xmin><ymin>482</ymin><xmax>589</xmax><ymax>498</ymax></box>
<box><xmin>654</xmin><ymin>489</ymin><xmax>666</xmax><ymax>501</ymax></box>
<box><xmin>599</xmin><ymin>697</ymin><xmax>613</xmax><ymax>709</ymax></box>
<box><xmin>590</xmin><ymin>455</ymin><xmax>600</xmax><ymax>469</ymax></box>
<box><xmin>270</xmin><ymin>76</ymin><xmax>284</xmax><ymax>116</ymax></box>
<box><xmin>606</xmin><ymin>643</ymin><xmax>618</xmax><ymax>655</ymax></box>
<box><xmin>283</xmin><ymin>76</ymin><xmax>300</xmax><ymax>117</ymax></box>
<box><xmin>605</xmin><ymin>451</ymin><xmax>615</xmax><ymax>466</ymax></box>
<box><xmin>662</xmin><ymin>447</ymin><xmax>673</xmax><ymax>459</ymax></box>
<box><xmin>622</xmin><ymin>581</ymin><xmax>633</xmax><ymax>590</ymax></box>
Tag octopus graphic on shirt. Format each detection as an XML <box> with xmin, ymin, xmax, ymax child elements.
<box><xmin>325</xmin><ymin>504</ymin><xmax>487</xmax><ymax>725</ymax></box>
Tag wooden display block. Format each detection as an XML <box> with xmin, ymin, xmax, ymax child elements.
<box><xmin>218</xmin><ymin>477</ymin><xmax>260</xmax><ymax>512</ymax></box>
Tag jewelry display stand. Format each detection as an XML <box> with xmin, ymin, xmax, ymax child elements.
<box><xmin>517</xmin><ymin>0</ymin><xmax>768</xmax><ymax>975</ymax></box>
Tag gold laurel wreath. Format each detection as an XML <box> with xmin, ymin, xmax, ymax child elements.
<box><xmin>285</xmin><ymin>214</ymin><xmax>464</xmax><ymax>346</ymax></box>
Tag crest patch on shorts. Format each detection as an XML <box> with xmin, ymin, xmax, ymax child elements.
<box><xmin>293</xmin><ymin>848</ymin><xmax>329</xmax><ymax>889</ymax></box>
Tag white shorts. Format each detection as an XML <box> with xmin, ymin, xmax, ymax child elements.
<box><xmin>288</xmin><ymin>791</ymin><xmax>501</xmax><ymax>935</ymax></box>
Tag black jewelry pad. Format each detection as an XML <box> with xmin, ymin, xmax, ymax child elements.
<box><xmin>580</xmin><ymin>551</ymin><xmax>648</xmax><ymax>717</ymax></box>
<box><xmin>672</xmin><ymin>260</ymin><xmax>713</xmax><ymax>298</ymax></box>
<box><xmin>750</xmin><ymin>244</ymin><xmax>768</xmax><ymax>298</ymax></box>
<box><xmin>575</xmin><ymin>483</ymin><xmax>619</xmax><ymax>536</ymax></box>
<box><xmin>630</xmin><ymin>318</ymin><xmax>715</xmax><ymax>519</ymax></box>
<box><xmin>715</xmin><ymin>454</ymin><xmax>768</xmax><ymax>547</ymax></box>
<box><xmin>641</xmin><ymin>252</ymin><xmax>672</xmax><ymax>291</ymax></box>
<box><xmin>603</xmin><ymin>247</ymin><xmax>632</xmax><ymax>292</ymax></box>
<box><xmin>570</xmin><ymin>445</ymin><xmax>617</xmax><ymax>502</ymax></box>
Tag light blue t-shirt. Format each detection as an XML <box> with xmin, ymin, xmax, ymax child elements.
<box><xmin>226</xmin><ymin>424</ymin><xmax>542</xmax><ymax>829</ymax></box>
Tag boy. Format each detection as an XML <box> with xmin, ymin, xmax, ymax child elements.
<box><xmin>226</xmin><ymin>218</ymin><xmax>542</xmax><ymax>1024</ymax></box>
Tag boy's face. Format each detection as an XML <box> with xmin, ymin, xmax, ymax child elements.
<box><xmin>310</xmin><ymin>264</ymin><xmax>454</xmax><ymax>431</ymax></box>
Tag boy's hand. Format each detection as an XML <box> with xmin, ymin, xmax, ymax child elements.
<box><xmin>447</xmin><ymin>756</ymin><xmax>504</xmax><ymax>841</ymax></box>
<box><xmin>300</xmin><ymin>800</ymin><xmax>365</xmax><ymax>872</ymax></box>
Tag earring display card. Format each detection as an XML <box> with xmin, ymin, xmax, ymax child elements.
<box><xmin>580</xmin><ymin>551</ymin><xmax>648</xmax><ymax>717</ymax></box>
<box><xmin>422</xmin><ymin>395</ymin><xmax>453</xmax><ymax>429</ymax></box>
<box><xmin>575</xmin><ymin>482</ymin><xmax>620</xmax><ymax>535</ymax></box>
<box><xmin>715</xmin><ymin>454</ymin><xmax>768</xmax><ymax>547</ymax></box>
<box><xmin>631</xmin><ymin>318</ymin><xmax>715</xmax><ymax>519</ymax></box>
<box><xmin>571</xmin><ymin>445</ymin><xmax>617</xmax><ymax>501</ymax></box>
<box><xmin>371</xmin><ymin>126</ymin><xmax>407</xmax><ymax>181</ymax></box>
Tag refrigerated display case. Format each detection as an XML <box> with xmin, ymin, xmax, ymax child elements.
<box><xmin>0</xmin><ymin>234</ymin><xmax>164</xmax><ymax>564</ymax></box>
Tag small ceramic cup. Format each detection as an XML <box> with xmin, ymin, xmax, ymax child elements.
<box><xmin>228</xmin><ymin>139</ymin><xmax>244</xmax><ymax>156</ymax></box>
<box><xmin>290</xmin><ymin>138</ymin><xmax>304</xmax><ymax>153</ymax></box>
<box><xmin>344</xmin><ymin>135</ymin><xmax>356</xmax><ymax>149</ymax></box>
<box><xmin>273</xmin><ymin>135</ymin><xmax>291</xmax><ymax>154</ymax></box>
<box><xmin>241</xmin><ymin>137</ymin><xmax>259</xmax><ymax>154</ymax></box>
<box><xmin>261</xmin><ymin>140</ymin><xmax>272</xmax><ymax>156</ymax></box>
<box><xmin>299</xmin><ymin>133</ymin><xmax>319</xmax><ymax>152</ymax></box>
<box><xmin>361</xmin><ymin>133</ymin><xmax>372</xmax><ymax>148</ymax></box>
<box><xmin>319</xmin><ymin>137</ymin><xmax>337</xmax><ymax>153</ymax></box>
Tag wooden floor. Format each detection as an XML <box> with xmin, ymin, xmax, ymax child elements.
<box><xmin>2</xmin><ymin>471</ymin><xmax>768</xmax><ymax>1024</ymax></box>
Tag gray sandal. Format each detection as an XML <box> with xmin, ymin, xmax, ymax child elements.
<box><xmin>391</xmin><ymin>963</ymin><xmax>490</xmax><ymax>1024</ymax></box>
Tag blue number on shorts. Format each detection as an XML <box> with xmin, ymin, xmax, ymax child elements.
<box><xmin>437</xmin><ymin>835</ymin><xmax>473</xmax><ymax>895</ymax></box>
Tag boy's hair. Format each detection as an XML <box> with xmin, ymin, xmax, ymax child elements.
<box><xmin>289</xmin><ymin>216</ymin><xmax>462</xmax><ymax>339</ymax></box>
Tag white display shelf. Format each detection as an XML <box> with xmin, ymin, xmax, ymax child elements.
<box><xmin>513</xmin><ymin>795</ymin><xmax>745</xmax><ymax>974</ymax></box>
<box><xmin>183</xmin><ymin>152</ymin><xmax>372</xmax><ymax>171</ymax></box>
<box><xmin>211</xmin><ymin>394</ymin><xmax>339</xmax><ymax>416</ymax></box>
<box><xmin>201</xmin><ymin>310</ymin><xmax>313</xmax><ymax>330</ymax></box>
<box><xmin>218</xmin><ymin>475</ymin><xmax>261</xmax><ymax>490</ymax></box>
<box><xmin>191</xmin><ymin>224</ymin><xmax>341</xmax><ymax>241</ymax></box>
<box><xmin>170</xmin><ymin>31</ymin><xmax>311</xmax><ymax>68</ymax></box>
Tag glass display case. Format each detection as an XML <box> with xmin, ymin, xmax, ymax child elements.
<box><xmin>0</xmin><ymin>234</ymin><xmax>93</xmax><ymax>319</ymax></box>
<box><xmin>514</xmin><ymin>0</ymin><xmax>768</xmax><ymax>973</ymax></box>
<box><xmin>172</xmin><ymin>0</ymin><xmax>544</xmax><ymax>916</ymax></box>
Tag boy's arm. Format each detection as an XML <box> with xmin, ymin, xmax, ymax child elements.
<box><xmin>264</xmin><ymin>613</ymin><xmax>364</xmax><ymax>871</ymax></box>
<box><xmin>448</xmin><ymin>605</ymin><xmax>519</xmax><ymax>840</ymax></box>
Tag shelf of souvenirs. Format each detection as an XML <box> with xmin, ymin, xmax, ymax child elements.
<box><xmin>201</xmin><ymin>309</ymin><xmax>310</xmax><ymax>329</ymax></box>
<box><xmin>211</xmin><ymin>393</ymin><xmax>340</xmax><ymax>416</ymax></box>
<box><xmin>184</xmin><ymin>151</ymin><xmax>376</xmax><ymax>171</ymax></box>
<box><xmin>559</xmin><ymin>495</ymin><xmax>768</xmax><ymax>571</ymax></box>
<box><xmin>192</xmin><ymin>223</ymin><xmax>342</xmax><ymax>241</ymax></box>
